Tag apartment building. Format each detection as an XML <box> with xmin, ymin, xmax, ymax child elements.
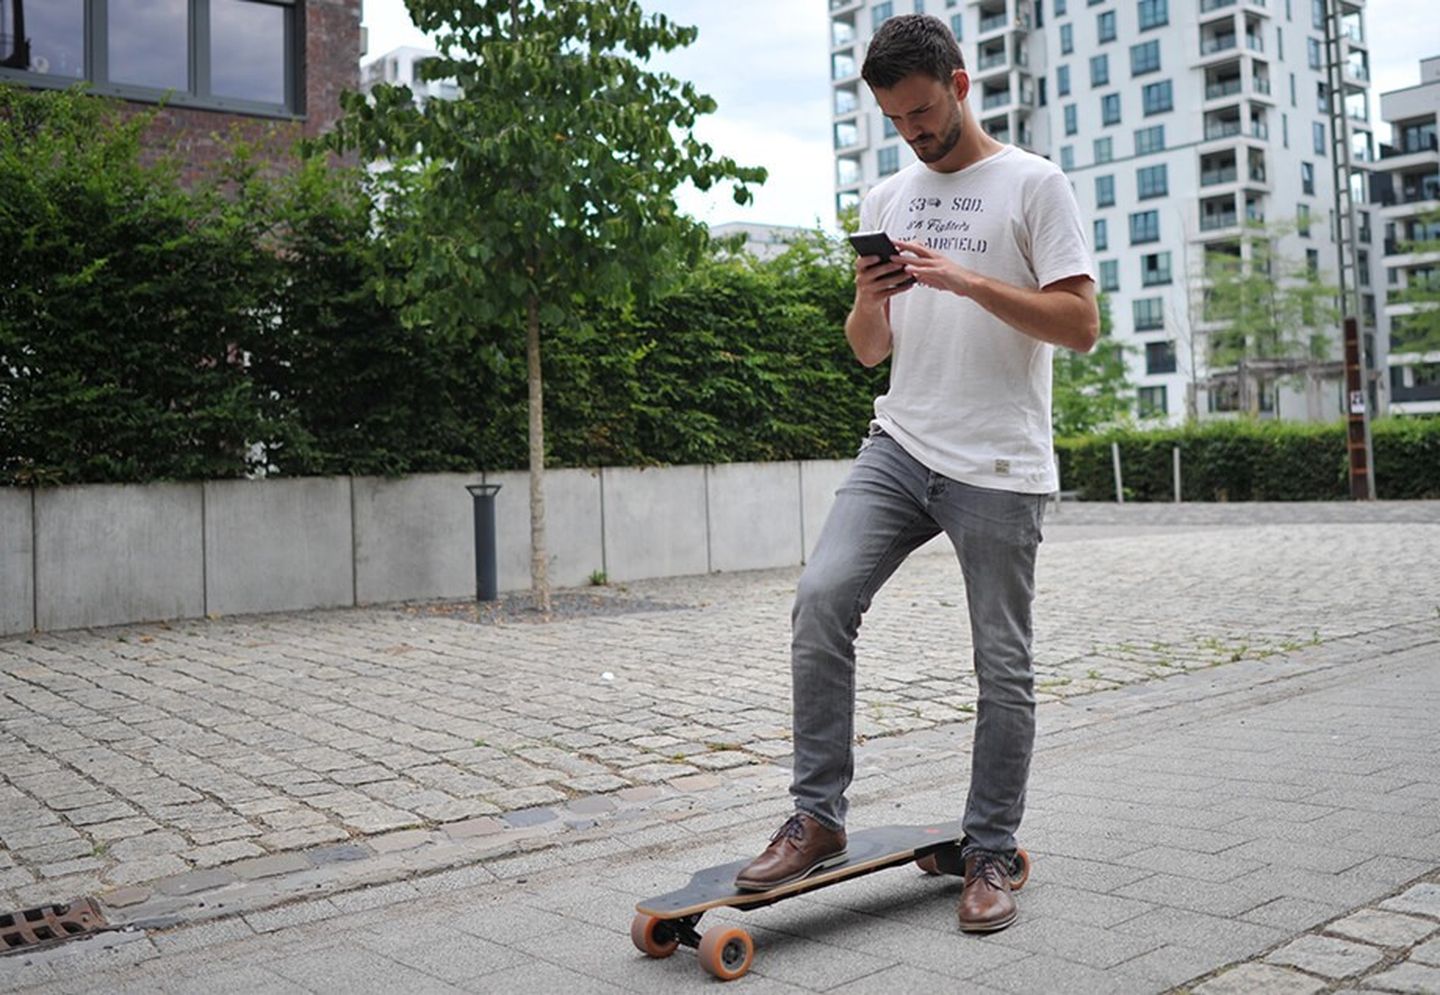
<box><xmin>0</xmin><ymin>0</ymin><xmax>361</xmax><ymax>182</ymax></box>
<box><xmin>1375</xmin><ymin>55</ymin><xmax>1440</xmax><ymax>416</ymax></box>
<box><xmin>829</xmin><ymin>0</ymin><xmax>1380</xmax><ymax>423</ymax></box>
<box><xmin>360</xmin><ymin>45</ymin><xmax>459</xmax><ymax>109</ymax></box>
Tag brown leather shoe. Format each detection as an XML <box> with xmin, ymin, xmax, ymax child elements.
<box><xmin>734</xmin><ymin>813</ymin><xmax>847</xmax><ymax>891</ymax></box>
<box><xmin>957</xmin><ymin>851</ymin><xmax>1018</xmax><ymax>932</ymax></box>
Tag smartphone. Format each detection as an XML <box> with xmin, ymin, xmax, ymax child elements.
<box><xmin>847</xmin><ymin>230</ymin><xmax>916</xmax><ymax>288</ymax></box>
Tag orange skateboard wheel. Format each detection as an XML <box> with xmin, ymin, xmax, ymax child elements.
<box><xmin>630</xmin><ymin>913</ymin><xmax>679</xmax><ymax>959</ymax></box>
<box><xmin>697</xmin><ymin>925</ymin><xmax>755</xmax><ymax>981</ymax></box>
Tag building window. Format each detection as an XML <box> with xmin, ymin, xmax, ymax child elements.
<box><xmin>1056</xmin><ymin>0</ymin><xmax>1068</xmax><ymax>13</ymax></box>
<box><xmin>1090</xmin><ymin>54</ymin><xmax>1109</xmax><ymax>87</ymax></box>
<box><xmin>1064</xmin><ymin>103</ymin><xmax>1078</xmax><ymax>135</ymax></box>
<box><xmin>1138</xmin><ymin>0</ymin><xmax>1168</xmax><ymax>29</ymax></box>
<box><xmin>1306</xmin><ymin>248</ymin><xmax>1320</xmax><ymax>275</ymax></box>
<box><xmin>1097</xmin><ymin>10</ymin><xmax>1117</xmax><ymax>42</ymax></box>
<box><xmin>1101</xmin><ymin>93</ymin><xmax>1121</xmax><ymax>125</ymax></box>
<box><xmin>951</xmin><ymin>13</ymin><xmax>964</xmax><ymax>38</ymax></box>
<box><xmin>1099</xmin><ymin>259</ymin><xmax>1120</xmax><ymax>292</ymax></box>
<box><xmin>1307</xmin><ymin>36</ymin><xmax>1322</xmax><ymax>70</ymax></box>
<box><xmin>1297</xmin><ymin>203</ymin><xmax>1311</xmax><ymax>236</ymax></box>
<box><xmin>835</xmin><ymin>121</ymin><xmax>859</xmax><ymax>149</ymax></box>
<box><xmin>1058</xmin><ymin>64</ymin><xmax>1071</xmax><ymax>96</ymax></box>
<box><xmin>1130</xmin><ymin>40</ymin><xmax>1161</xmax><ymax>75</ymax></box>
<box><xmin>877</xmin><ymin>146</ymin><xmax>901</xmax><ymax>176</ymax></box>
<box><xmin>832</xmin><ymin>52</ymin><xmax>857</xmax><ymax>80</ymax></box>
<box><xmin>1096</xmin><ymin>174</ymin><xmax>1116</xmax><ymax>207</ymax></box>
<box><xmin>1138</xmin><ymin>385</ymin><xmax>1169</xmax><ymax>417</ymax></box>
<box><xmin>1141</xmin><ymin>250</ymin><xmax>1172</xmax><ymax>285</ymax></box>
<box><xmin>1061</xmin><ymin>23</ymin><xmax>1073</xmax><ymax>53</ymax></box>
<box><xmin>873</xmin><ymin>2</ymin><xmax>895</xmax><ymax>30</ymax></box>
<box><xmin>1133</xmin><ymin>297</ymin><xmax>1165</xmax><ymax>331</ymax></box>
<box><xmin>1142</xmin><ymin>80</ymin><xmax>1173</xmax><ymax>115</ymax></box>
<box><xmin>1134</xmin><ymin>124</ymin><xmax>1165</xmax><ymax>154</ymax></box>
<box><xmin>1311</xmin><ymin>0</ymin><xmax>1325</xmax><ymax>28</ymax></box>
<box><xmin>1313</xmin><ymin>121</ymin><xmax>1326</xmax><ymax>155</ymax></box>
<box><xmin>882</xmin><ymin>116</ymin><xmax>900</xmax><ymax>138</ymax></box>
<box><xmin>1145</xmin><ymin>341</ymin><xmax>1177</xmax><ymax>374</ymax></box>
<box><xmin>1130</xmin><ymin>210</ymin><xmax>1160</xmax><ymax>244</ymax></box>
<box><xmin>1094</xmin><ymin>217</ymin><xmax>1109</xmax><ymax>250</ymax></box>
<box><xmin>1137</xmin><ymin>163</ymin><xmax>1168</xmax><ymax>199</ymax></box>
<box><xmin>915</xmin><ymin>0</ymin><xmax>926</xmax><ymax>12</ymax></box>
<box><xmin>0</xmin><ymin>0</ymin><xmax>299</xmax><ymax>113</ymax></box>
<box><xmin>1061</xmin><ymin>145</ymin><xmax>1076</xmax><ymax>170</ymax></box>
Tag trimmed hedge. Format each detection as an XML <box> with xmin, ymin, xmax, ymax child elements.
<box><xmin>1056</xmin><ymin>418</ymin><xmax>1440</xmax><ymax>502</ymax></box>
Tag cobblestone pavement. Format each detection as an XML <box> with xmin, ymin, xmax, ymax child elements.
<box><xmin>1</xmin><ymin>502</ymin><xmax>1439</xmax><ymax>919</ymax></box>
<box><xmin>2</xmin><ymin>579</ymin><xmax>1437</xmax><ymax>992</ymax></box>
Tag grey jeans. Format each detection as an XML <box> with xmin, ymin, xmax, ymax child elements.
<box><xmin>790</xmin><ymin>431</ymin><xmax>1046</xmax><ymax>857</ymax></box>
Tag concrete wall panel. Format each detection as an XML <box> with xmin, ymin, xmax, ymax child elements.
<box><xmin>353</xmin><ymin>473</ymin><xmax>483</xmax><ymax>604</ymax></box>
<box><xmin>1</xmin><ymin>488</ymin><xmax>34</xmax><ymax>636</ymax></box>
<box><xmin>488</xmin><ymin>469</ymin><xmax>604</xmax><ymax>593</ymax></box>
<box><xmin>602</xmin><ymin>465</ymin><xmax>709</xmax><ymax>582</ymax></box>
<box><xmin>799</xmin><ymin>459</ymin><xmax>854</xmax><ymax>561</ymax></box>
<box><xmin>708</xmin><ymin>462</ymin><xmax>803</xmax><ymax>573</ymax></box>
<box><xmin>36</xmin><ymin>483</ymin><xmax>204</xmax><ymax>630</ymax></box>
<box><xmin>204</xmin><ymin>478</ymin><xmax>353</xmax><ymax>617</ymax></box>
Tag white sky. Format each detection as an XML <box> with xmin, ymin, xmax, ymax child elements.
<box><xmin>359</xmin><ymin>0</ymin><xmax>1439</xmax><ymax>232</ymax></box>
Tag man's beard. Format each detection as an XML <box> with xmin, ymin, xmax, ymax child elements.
<box><xmin>911</xmin><ymin>107</ymin><xmax>963</xmax><ymax>164</ymax></box>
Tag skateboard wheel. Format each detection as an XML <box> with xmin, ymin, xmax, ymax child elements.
<box><xmin>1010</xmin><ymin>848</ymin><xmax>1031</xmax><ymax>891</ymax></box>
<box><xmin>630</xmin><ymin>913</ymin><xmax>679</xmax><ymax>959</ymax></box>
<box><xmin>697</xmin><ymin>925</ymin><xmax>754</xmax><ymax>981</ymax></box>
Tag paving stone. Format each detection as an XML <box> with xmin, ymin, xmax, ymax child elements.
<box><xmin>108</xmin><ymin>832</ymin><xmax>189</xmax><ymax>862</ymax></box>
<box><xmin>306</xmin><ymin>844</ymin><xmax>370</xmax><ymax>866</ymax></box>
<box><xmin>368</xmin><ymin>829</ymin><xmax>433</xmax><ymax>854</ymax></box>
<box><xmin>1325</xmin><ymin>909</ymin><xmax>1439</xmax><ymax>948</ymax></box>
<box><xmin>228</xmin><ymin>852</ymin><xmax>311</xmax><ymax>880</ymax></box>
<box><xmin>103</xmin><ymin>855</ymin><xmax>190</xmax><ymax>886</ymax></box>
<box><xmin>153</xmin><ymin>868</ymin><xmax>236</xmax><ymax>896</ymax></box>
<box><xmin>1266</xmin><ymin>934</ymin><xmax>1386</xmax><ymax>979</ymax></box>
<box><xmin>1363</xmin><ymin>961</ymin><xmax>1440</xmax><ymax>994</ymax></box>
<box><xmin>1192</xmin><ymin>963</ymin><xmax>1328</xmax><ymax>995</ymax></box>
<box><xmin>1412</xmin><ymin>938</ymin><xmax>1440</xmax><ymax>967</ymax></box>
<box><xmin>1380</xmin><ymin>883</ymin><xmax>1440</xmax><ymax>918</ymax></box>
<box><xmin>184</xmin><ymin>840</ymin><xmax>266</xmax><ymax>868</ymax></box>
<box><xmin>442</xmin><ymin>816</ymin><xmax>507</xmax><ymax>841</ymax></box>
<box><xmin>98</xmin><ymin>886</ymin><xmax>152</xmax><ymax>909</ymax></box>
<box><xmin>502</xmin><ymin>807</ymin><xmax>558</xmax><ymax>829</ymax></box>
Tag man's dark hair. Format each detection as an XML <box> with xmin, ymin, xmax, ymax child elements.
<box><xmin>861</xmin><ymin>14</ymin><xmax>966</xmax><ymax>89</ymax></box>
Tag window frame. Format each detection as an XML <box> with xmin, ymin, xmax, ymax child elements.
<box><xmin>0</xmin><ymin>0</ymin><xmax>302</xmax><ymax>119</ymax></box>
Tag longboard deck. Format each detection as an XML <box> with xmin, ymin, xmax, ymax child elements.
<box><xmin>636</xmin><ymin>820</ymin><xmax>966</xmax><ymax>919</ymax></box>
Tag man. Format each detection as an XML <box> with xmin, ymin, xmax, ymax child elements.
<box><xmin>734</xmin><ymin>14</ymin><xmax>1098</xmax><ymax>934</ymax></box>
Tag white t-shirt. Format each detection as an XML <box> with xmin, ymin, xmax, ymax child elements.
<box><xmin>859</xmin><ymin>144</ymin><xmax>1095</xmax><ymax>494</ymax></box>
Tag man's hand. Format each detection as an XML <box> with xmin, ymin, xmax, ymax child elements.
<box><xmin>891</xmin><ymin>239</ymin><xmax>976</xmax><ymax>296</ymax></box>
<box><xmin>853</xmin><ymin>254</ymin><xmax>915</xmax><ymax>309</ymax></box>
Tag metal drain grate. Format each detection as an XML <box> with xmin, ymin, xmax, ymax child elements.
<box><xmin>0</xmin><ymin>898</ymin><xmax>108</xmax><ymax>954</ymax></box>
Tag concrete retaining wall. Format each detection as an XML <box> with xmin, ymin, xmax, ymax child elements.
<box><xmin>0</xmin><ymin>459</ymin><xmax>858</xmax><ymax>636</ymax></box>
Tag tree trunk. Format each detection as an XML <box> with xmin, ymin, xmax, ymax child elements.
<box><xmin>526</xmin><ymin>293</ymin><xmax>550</xmax><ymax>614</ymax></box>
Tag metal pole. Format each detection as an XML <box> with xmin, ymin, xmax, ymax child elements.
<box><xmin>466</xmin><ymin>484</ymin><xmax>502</xmax><ymax>601</ymax></box>
<box><xmin>1173</xmin><ymin>446</ymin><xmax>1182</xmax><ymax>503</ymax></box>
<box><xmin>1111</xmin><ymin>442</ymin><xmax>1124</xmax><ymax>504</ymax></box>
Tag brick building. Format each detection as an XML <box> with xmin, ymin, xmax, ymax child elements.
<box><xmin>0</xmin><ymin>0</ymin><xmax>361</xmax><ymax>180</ymax></box>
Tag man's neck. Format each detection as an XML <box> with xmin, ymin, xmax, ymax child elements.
<box><xmin>928</xmin><ymin>115</ymin><xmax>1006</xmax><ymax>174</ymax></box>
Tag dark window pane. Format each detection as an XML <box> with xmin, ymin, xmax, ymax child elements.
<box><xmin>1</xmin><ymin>0</ymin><xmax>84</xmax><ymax>77</ymax></box>
<box><xmin>211</xmin><ymin>0</ymin><xmax>286</xmax><ymax>105</ymax></box>
<box><xmin>109</xmin><ymin>0</ymin><xmax>188</xmax><ymax>91</ymax></box>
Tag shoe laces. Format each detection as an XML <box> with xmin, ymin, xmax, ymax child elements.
<box><xmin>770</xmin><ymin>814</ymin><xmax>808</xmax><ymax>846</ymax></box>
<box><xmin>969</xmin><ymin>851</ymin><xmax>1009</xmax><ymax>890</ymax></box>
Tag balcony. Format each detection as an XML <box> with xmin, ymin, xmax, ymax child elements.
<box><xmin>983</xmin><ymin>89</ymin><xmax>1013</xmax><ymax>111</ymax></box>
<box><xmin>1206</xmin><ymin>120</ymin><xmax>1243</xmax><ymax>140</ymax></box>
<box><xmin>1206</xmin><ymin>77</ymin><xmax>1242</xmax><ymax>100</ymax></box>
<box><xmin>1201</xmin><ymin>211</ymin><xmax>1241</xmax><ymax>231</ymax></box>
<box><xmin>979</xmin><ymin>11</ymin><xmax>1009</xmax><ymax>33</ymax></box>
<box><xmin>1202</xmin><ymin>166</ymin><xmax>1239</xmax><ymax>186</ymax></box>
<box><xmin>1201</xmin><ymin>34</ymin><xmax>1239</xmax><ymax>56</ymax></box>
<box><xmin>1200</xmin><ymin>0</ymin><xmax>1235</xmax><ymax>10</ymax></box>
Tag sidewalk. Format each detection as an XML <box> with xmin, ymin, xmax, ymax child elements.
<box><xmin>2</xmin><ymin>503</ymin><xmax>1440</xmax><ymax>991</ymax></box>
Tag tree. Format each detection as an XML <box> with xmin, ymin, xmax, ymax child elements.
<box><xmin>1052</xmin><ymin>292</ymin><xmax>1133</xmax><ymax>436</ymax></box>
<box><xmin>328</xmin><ymin>2</ymin><xmax>764</xmax><ymax>611</ymax></box>
<box><xmin>1389</xmin><ymin>207</ymin><xmax>1440</xmax><ymax>355</ymax></box>
<box><xmin>1201</xmin><ymin>219</ymin><xmax>1340</xmax><ymax>416</ymax></box>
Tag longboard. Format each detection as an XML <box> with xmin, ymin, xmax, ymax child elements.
<box><xmin>630</xmin><ymin>820</ymin><xmax>1030</xmax><ymax>981</ymax></box>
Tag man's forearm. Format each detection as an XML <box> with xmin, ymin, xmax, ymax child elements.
<box><xmin>964</xmin><ymin>274</ymin><xmax>1099</xmax><ymax>353</ymax></box>
<box><xmin>845</xmin><ymin>303</ymin><xmax>894</xmax><ymax>367</ymax></box>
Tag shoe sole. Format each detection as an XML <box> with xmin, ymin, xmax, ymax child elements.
<box><xmin>958</xmin><ymin>908</ymin><xmax>1018</xmax><ymax>933</ymax></box>
<box><xmin>734</xmin><ymin>850</ymin><xmax>849</xmax><ymax>892</ymax></box>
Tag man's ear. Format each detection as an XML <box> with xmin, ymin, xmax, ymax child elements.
<box><xmin>951</xmin><ymin>68</ymin><xmax>971</xmax><ymax>102</ymax></box>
